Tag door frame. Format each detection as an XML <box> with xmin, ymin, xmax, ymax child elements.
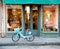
<box><xmin>23</xmin><ymin>5</ymin><xmax>40</xmax><ymax>36</ymax></box>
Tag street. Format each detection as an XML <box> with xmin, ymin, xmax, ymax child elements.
<box><xmin>0</xmin><ymin>45</ymin><xmax>60</xmax><ymax>49</ymax></box>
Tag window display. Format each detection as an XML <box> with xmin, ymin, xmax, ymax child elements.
<box><xmin>7</xmin><ymin>5</ymin><xmax>22</xmax><ymax>31</ymax></box>
<box><xmin>43</xmin><ymin>5</ymin><xmax>58</xmax><ymax>32</ymax></box>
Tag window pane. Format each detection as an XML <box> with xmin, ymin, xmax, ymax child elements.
<box><xmin>7</xmin><ymin>5</ymin><xmax>22</xmax><ymax>31</ymax></box>
<box><xmin>32</xmin><ymin>5</ymin><xmax>38</xmax><ymax>29</ymax></box>
<box><xmin>24</xmin><ymin>6</ymin><xmax>30</xmax><ymax>29</ymax></box>
<box><xmin>43</xmin><ymin>5</ymin><xmax>58</xmax><ymax>32</ymax></box>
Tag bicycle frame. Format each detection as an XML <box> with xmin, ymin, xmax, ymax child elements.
<box><xmin>12</xmin><ymin>28</ymin><xmax>35</xmax><ymax>42</ymax></box>
<box><xmin>14</xmin><ymin>28</ymin><xmax>32</xmax><ymax>39</ymax></box>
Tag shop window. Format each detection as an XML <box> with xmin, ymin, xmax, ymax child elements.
<box><xmin>42</xmin><ymin>5</ymin><xmax>58</xmax><ymax>32</ymax></box>
<box><xmin>7</xmin><ymin>5</ymin><xmax>22</xmax><ymax>31</ymax></box>
<box><xmin>32</xmin><ymin>5</ymin><xmax>38</xmax><ymax>29</ymax></box>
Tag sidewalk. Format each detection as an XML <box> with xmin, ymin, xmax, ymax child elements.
<box><xmin>0</xmin><ymin>37</ymin><xmax>60</xmax><ymax>46</ymax></box>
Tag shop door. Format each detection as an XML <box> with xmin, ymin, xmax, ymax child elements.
<box><xmin>24</xmin><ymin>5</ymin><xmax>39</xmax><ymax>36</ymax></box>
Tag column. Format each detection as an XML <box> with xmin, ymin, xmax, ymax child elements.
<box><xmin>2</xmin><ymin>4</ymin><xmax>6</xmax><ymax>37</ymax></box>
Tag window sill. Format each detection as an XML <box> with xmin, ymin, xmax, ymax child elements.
<box><xmin>42</xmin><ymin>31</ymin><xmax>59</xmax><ymax>33</ymax></box>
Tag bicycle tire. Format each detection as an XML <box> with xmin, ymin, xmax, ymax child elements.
<box><xmin>12</xmin><ymin>33</ymin><xmax>20</xmax><ymax>42</ymax></box>
<box><xmin>26</xmin><ymin>35</ymin><xmax>35</xmax><ymax>42</ymax></box>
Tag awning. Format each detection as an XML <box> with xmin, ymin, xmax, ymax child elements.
<box><xmin>2</xmin><ymin>0</ymin><xmax>60</xmax><ymax>4</ymax></box>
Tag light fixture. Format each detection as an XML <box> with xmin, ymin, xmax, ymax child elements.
<box><xmin>46</xmin><ymin>19</ymin><xmax>48</xmax><ymax>22</ymax></box>
<box><xmin>25</xmin><ymin>6</ymin><xmax>30</xmax><ymax>20</ymax></box>
<box><xmin>25</xmin><ymin>6</ymin><xmax>30</xmax><ymax>13</ymax></box>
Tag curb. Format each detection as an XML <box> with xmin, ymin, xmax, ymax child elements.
<box><xmin>0</xmin><ymin>42</ymin><xmax>60</xmax><ymax>46</ymax></box>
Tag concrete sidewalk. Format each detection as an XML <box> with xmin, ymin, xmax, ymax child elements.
<box><xmin>0</xmin><ymin>37</ymin><xmax>60</xmax><ymax>46</ymax></box>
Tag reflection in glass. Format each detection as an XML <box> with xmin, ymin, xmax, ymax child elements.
<box><xmin>32</xmin><ymin>5</ymin><xmax>38</xmax><ymax>29</ymax></box>
<box><xmin>24</xmin><ymin>6</ymin><xmax>30</xmax><ymax>29</ymax></box>
<box><xmin>43</xmin><ymin>5</ymin><xmax>58</xmax><ymax>32</ymax></box>
<box><xmin>7</xmin><ymin>8</ymin><xmax>22</xmax><ymax>31</ymax></box>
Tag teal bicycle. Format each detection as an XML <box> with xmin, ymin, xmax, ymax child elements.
<box><xmin>12</xmin><ymin>28</ymin><xmax>35</xmax><ymax>42</ymax></box>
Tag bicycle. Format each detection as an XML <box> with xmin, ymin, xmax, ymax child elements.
<box><xmin>12</xmin><ymin>27</ymin><xmax>35</xmax><ymax>42</ymax></box>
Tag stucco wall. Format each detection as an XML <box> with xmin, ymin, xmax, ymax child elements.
<box><xmin>0</xmin><ymin>4</ymin><xmax>2</xmax><ymax>35</ymax></box>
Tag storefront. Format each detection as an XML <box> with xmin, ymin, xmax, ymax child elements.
<box><xmin>2</xmin><ymin>0</ymin><xmax>60</xmax><ymax>37</ymax></box>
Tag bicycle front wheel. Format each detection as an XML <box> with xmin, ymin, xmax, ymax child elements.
<box><xmin>12</xmin><ymin>33</ymin><xmax>20</xmax><ymax>42</ymax></box>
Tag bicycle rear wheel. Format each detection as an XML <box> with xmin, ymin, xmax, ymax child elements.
<box><xmin>26</xmin><ymin>35</ymin><xmax>35</xmax><ymax>42</ymax></box>
<box><xmin>12</xmin><ymin>33</ymin><xmax>20</xmax><ymax>42</ymax></box>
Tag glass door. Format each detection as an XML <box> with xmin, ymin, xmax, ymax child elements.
<box><xmin>32</xmin><ymin>5</ymin><xmax>38</xmax><ymax>36</ymax></box>
<box><xmin>24</xmin><ymin>5</ymin><xmax>30</xmax><ymax>29</ymax></box>
<box><xmin>32</xmin><ymin>5</ymin><xmax>38</xmax><ymax>30</ymax></box>
<box><xmin>24</xmin><ymin>5</ymin><xmax>38</xmax><ymax>36</ymax></box>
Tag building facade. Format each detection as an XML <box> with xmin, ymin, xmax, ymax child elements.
<box><xmin>1</xmin><ymin>0</ymin><xmax>60</xmax><ymax>38</ymax></box>
<box><xmin>0</xmin><ymin>0</ymin><xmax>2</xmax><ymax>37</ymax></box>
